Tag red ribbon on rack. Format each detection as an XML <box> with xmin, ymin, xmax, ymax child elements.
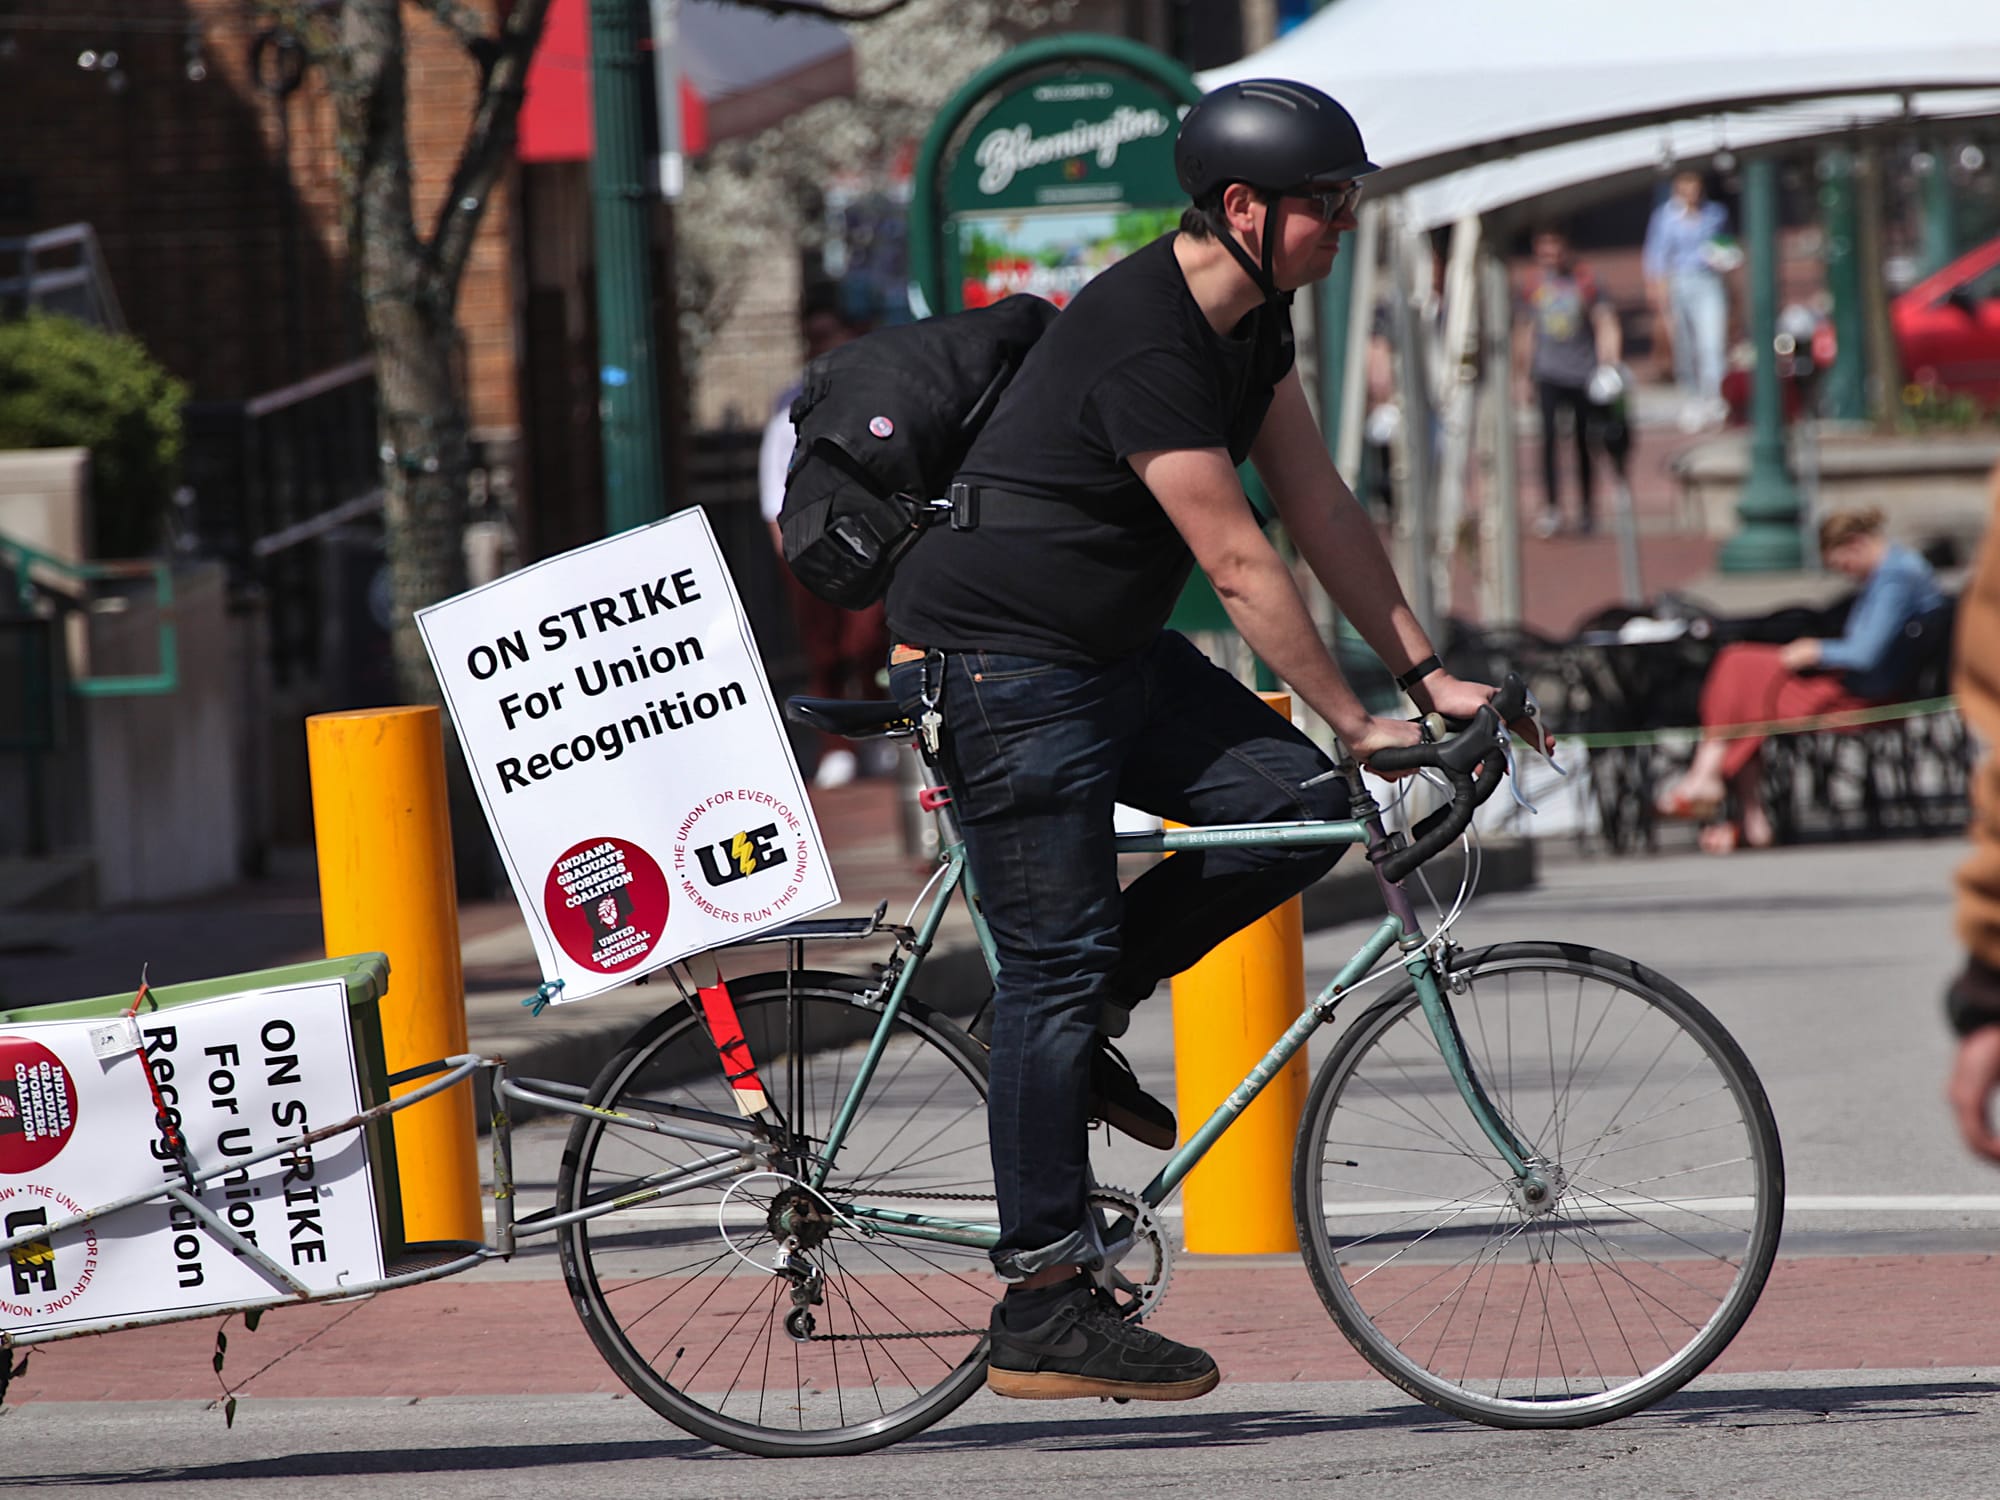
<box><xmin>124</xmin><ymin>975</ymin><xmax>195</xmax><ymax>1186</ymax></box>
<box><xmin>697</xmin><ymin>972</ymin><xmax>769</xmax><ymax>1117</ymax></box>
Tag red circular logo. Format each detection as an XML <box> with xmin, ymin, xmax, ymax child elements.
<box><xmin>543</xmin><ymin>837</ymin><xmax>671</xmax><ymax>973</ymax></box>
<box><xmin>0</xmin><ymin>1038</ymin><xmax>79</xmax><ymax>1174</ymax></box>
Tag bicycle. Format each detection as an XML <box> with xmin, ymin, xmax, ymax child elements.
<box><xmin>0</xmin><ymin>676</ymin><xmax>1783</xmax><ymax>1461</ymax></box>
<box><xmin>550</xmin><ymin>673</ymin><xmax>1784</xmax><ymax>1454</ymax></box>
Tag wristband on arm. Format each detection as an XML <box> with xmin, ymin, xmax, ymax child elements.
<box><xmin>1394</xmin><ymin>654</ymin><xmax>1444</xmax><ymax>695</ymax></box>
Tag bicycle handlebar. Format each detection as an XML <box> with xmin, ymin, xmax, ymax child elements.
<box><xmin>1368</xmin><ymin>674</ymin><xmax>1530</xmax><ymax>885</ymax></box>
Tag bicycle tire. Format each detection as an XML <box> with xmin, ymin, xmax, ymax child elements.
<box><xmin>1293</xmin><ymin>940</ymin><xmax>1783</xmax><ymax>1428</ymax></box>
<box><xmin>556</xmin><ymin>969</ymin><xmax>996</xmax><ymax>1457</ymax></box>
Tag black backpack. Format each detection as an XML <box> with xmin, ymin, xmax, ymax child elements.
<box><xmin>778</xmin><ymin>294</ymin><xmax>1059</xmax><ymax>608</ymax></box>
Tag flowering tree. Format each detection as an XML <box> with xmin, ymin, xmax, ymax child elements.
<box><xmin>677</xmin><ymin>0</ymin><xmax>1077</xmax><ymax>369</ymax></box>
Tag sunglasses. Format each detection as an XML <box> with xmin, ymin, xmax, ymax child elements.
<box><xmin>1290</xmin><ymin>182</ymin><xmax>1363</xmax><ymax>222</ymax></box>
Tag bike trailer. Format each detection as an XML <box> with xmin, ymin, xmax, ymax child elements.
<box><xmin>0</xmin><ymin>955</ymin><xmax>405</xmax><ymax>1337</ymax></box>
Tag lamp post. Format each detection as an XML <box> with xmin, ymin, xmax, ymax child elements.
<box><xmin>1920</xmin><ymin>141</ymin><xmax>1960</xmax><ymax>278</ymax></box>
<box><xmin>1719</xmin><ymin>155</ymin><xmax>1804</xmax><ymax>573</ymax></box>
<box><xmin>1818</xmin><ymin>148</ymin><xmax>1866</xmax><ymax>423</ymax></box>
<box><xmin>589</xmin><ymin>0</ymin><xmax>668</xmax><ymax>534</ymax></box>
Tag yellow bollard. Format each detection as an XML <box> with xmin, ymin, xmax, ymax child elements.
<box><xmin>306</xmin><ymin>705</ymin><xmax>482</xmax><ymax>1246</ymax></box>
<box><xmin>1171</xmin><ymin>692</ymin><xmax>1307</xmax><ymax>1255</ymax></box>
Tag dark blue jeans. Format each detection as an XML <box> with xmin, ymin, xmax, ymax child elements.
<box><xmin>889</xmin><ymin>631</ymin><xmax>1351</xmax><ymax>1279</ymax></box>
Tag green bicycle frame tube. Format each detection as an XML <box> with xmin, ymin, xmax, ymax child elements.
<box><xmin>1118</xmin><ymin>819</ymin><xmax>1370</xmax><ymax>855</ymax></box>
<box><xmin>809</xmin><ymin>852</ymin><xmax>972</xmax><ymax>1190</ymax></box>
<box><xmin>812</xmin><ymin>812</ymin><xmax>1539</xmax><ymax>1241</ymax></box>
<box><xmin>1144</xmin><ymin>914</ymin><xmax>1401</xmax><ymax>1204</ymax></box>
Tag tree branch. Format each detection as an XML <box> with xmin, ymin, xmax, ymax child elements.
<box><xmin>409</xmin><ymin>0</ymin><xmax>492</xmax><ymax>54</ymax></box>
<box><xmin>427</xmin><ymin>0</ymin><xmax>555</xmax><ymax>302</ymax></box>
<box><xmin>249</xmin><ymin>0</ymin><xmax>343</xmax><ymax>74</ymax></box>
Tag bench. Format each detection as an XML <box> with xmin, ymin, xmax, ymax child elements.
<box><xmin>1516</xmin><ymin>598</ymin><xmax>1972</xmax><ymax>853</ymax></box>
<box><xmin>1762</xmin><ymin>600</ymin><xmax>1974</xmax><ymax>842</ymax></box>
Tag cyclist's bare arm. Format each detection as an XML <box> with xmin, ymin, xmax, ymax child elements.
<box><xmin>1129</xmin><ymin>443</ymin><xmax>1418</xmax><ymax>763</ymax></box>
<box><xmin>1248</xmin><ymin>374</ymin><xmax>1446</xmax><ymax>684</ymax></box>
<box><xmin>1250</xmin><ymin>373</ymin><xmax>1549</xmax><ymax>747</ymax></box>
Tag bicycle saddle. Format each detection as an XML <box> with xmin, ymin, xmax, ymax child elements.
<box><xmin>784</xmin><ymin>696</ymin><xmax>917</xmax><ymax>740</ymax></box>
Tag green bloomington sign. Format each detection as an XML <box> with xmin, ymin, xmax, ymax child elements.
<box><xmin>944</xmin><ymin>74</ymin><xmax>1182</xmax><ymax>212</ymax></box>
<box><xmin>912</xmin><ymin>36</ymin><xmax>1201</xmax><ymax>316</ymax></box>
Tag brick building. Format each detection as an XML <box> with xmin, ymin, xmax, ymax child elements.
<box><xmin>0</xmin><ymin>0</ymin><xmax>517</xmax><ymax>433</ymax></box>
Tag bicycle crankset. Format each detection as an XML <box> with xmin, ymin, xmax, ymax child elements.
<box><xmin>1089</xmin><ymin>1186</ymin><xmax>1172</xmax><ymax>1321</ymax></box>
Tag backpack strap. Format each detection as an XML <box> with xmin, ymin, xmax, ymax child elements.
<box><xmin>942</xmin><ymin>483</ymin><xmax>1098</xmax><ymax>533</ymax></box>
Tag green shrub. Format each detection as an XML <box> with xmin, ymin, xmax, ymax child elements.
<box><xmin>0</xmin><ymin>312</ymin><xmax>187</xmax><ymax>557</ymax></box>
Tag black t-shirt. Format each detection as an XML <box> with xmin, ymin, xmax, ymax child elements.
<box><xmin>885</xmin><ymin>233</ymin><xmax>1294</xmax><ymax>663</ymax></box>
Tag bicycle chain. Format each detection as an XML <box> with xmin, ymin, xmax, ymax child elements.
<box><xmin>805</xmin><ymin>1188</ymin><xmax>995</xmax><ymax>1341</ymax></box>
<box><xmin>803</xmin><ymin>1187</ymin><xmax>1167</xmax><ymax>1343</ymax></box>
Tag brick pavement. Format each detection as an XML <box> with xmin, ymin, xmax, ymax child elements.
<box><xmin>1470</xmin><ymin>411</ymin><xmax>1725</xmax><ymax>641</ymax></box>
<box><xmin>8</xmin><ymin>1255</ymin><xmax>1993</xmax><ymax>1405</ymax></box>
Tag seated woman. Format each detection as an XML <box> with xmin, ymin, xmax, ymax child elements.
<box><xmin>1656</xmin><ymin>507</ymin><xmax>1945</xmax><ymax>853</ymax></box>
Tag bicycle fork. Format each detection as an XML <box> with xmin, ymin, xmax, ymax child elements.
<box><xmin>1342</xmin><ymin>754</ymin><xmax>1549</xmax><ymax>1199</ymax></box>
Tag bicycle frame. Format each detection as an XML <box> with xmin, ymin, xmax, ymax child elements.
<box><xmin>808</xmin><ymin>793</ymin><xmax>1544</xmax><ymax>1255</ymax></box>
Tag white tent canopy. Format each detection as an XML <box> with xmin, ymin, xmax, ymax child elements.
<box><xmin>1403</xmin><ymin>90</ymin><xmax>2000</xmax><ymax>231</ymax></box>
<box><xmin>1199</xmin><ymin>0</ymin><xmax>2000</xmax><ymax>191</ymax></box>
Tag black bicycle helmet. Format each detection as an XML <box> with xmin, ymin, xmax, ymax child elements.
<box><xmin>1175</xmin><ymin>79</ymin><xmax>1378</xmax><ymax>303</ymax></box>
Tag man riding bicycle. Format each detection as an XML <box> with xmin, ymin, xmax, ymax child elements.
<box><xmin>886</xmin><ymin>79</ymin><xmax>1516</xmax><ymax>1404</ymax></box>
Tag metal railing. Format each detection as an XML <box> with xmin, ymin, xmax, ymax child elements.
<box><xmin>0</xmin><ymin>533</ymin><xmax>178</xmax><ymax>698</ymax></box>
<box><xmin>181</xmin><ymin>357</ymin><xmax>380</xmax><ymax>688</ymax></box>
<box><xmin>0</xmin><ymin>533</ymin><xmax>176</xmax><ymax>857</ymax></box>
<box><xmin>0</xmin><ymin>223</ymin><xmax>127</xmax><ymax>331</ymax></box>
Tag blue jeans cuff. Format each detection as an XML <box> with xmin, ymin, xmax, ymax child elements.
<box><xmin>991</xmin><ymin>1218</ymin><xmax>1106</xmax><ymax>1283</ymax></box>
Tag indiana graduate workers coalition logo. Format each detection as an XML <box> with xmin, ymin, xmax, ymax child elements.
<box><xmin>543</xmin><ymin>837</ymin><xmax>671</xmax><ymax>973</ymax></box>
<box><xmin>0</xmin><ymin>1037</ymin><xmax>78</xmax><ymax>1175</ymax></box>
<box><xmin>673</xmin><ymin>789</ymin><xmax>812</xmax><ymax>925</ymax></box>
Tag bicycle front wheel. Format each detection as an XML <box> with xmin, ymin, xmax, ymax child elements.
<box><xmin>1294</xmin><ymin>941</ymin><xmax>1783</xmax><ymax>1428</ymax></box>
<box><xmin>556</xmin><ymin>970</ymin><xmax>997</xmax><ymax>1457</ymax></box>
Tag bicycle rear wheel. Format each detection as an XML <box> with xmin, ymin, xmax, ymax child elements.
<box><xmin>1294</xmin><ymin>941</ymin><xmax>1783</xmax><ymax>1428</ymax></box>
<box><xmin>556</xmin><ymin>970</ymin><xmax>996</xmax><ymax>1457</ymax></box>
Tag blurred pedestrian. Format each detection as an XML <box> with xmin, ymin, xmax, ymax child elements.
<box><xmin>1943</xmin><ymin>466</ymin><xmax>2000</xmax><ymax>1159</ymax></box>
<box><xmin>759</xmin><ymin>284</ymin><xmax>889</xmax><ymax>789</ymax></box>
<box><xmin>1518</xmin><ymin>226</ymin><xmax>1622</xmax><ymax>538</ymax></box>
<box><xmin>1643</xmin><ymin>170</ymin><xmax>1735</xmax><ymax>433</ymax></box>
<box><xmin>1654</xmin><ymin>506</ymin><xmax>1944</xmax><ymax>853</ymax></box>
<box><xmin>1359</xmin><ymin>305</ymin><xmax>1397</xmax><ymax>519</ymax></box>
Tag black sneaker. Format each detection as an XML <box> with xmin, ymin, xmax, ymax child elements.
<box><xmin>986</xmin><ymin>1286</ymin><xmax>1219</xmax><ymax>1402</ymax></box>
<box><xmin>1089</xmin><ymin>1041</ymin><xmax>1177</xmax><ymax>1150</ymax></box>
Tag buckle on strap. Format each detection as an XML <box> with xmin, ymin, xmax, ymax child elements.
<box><xmin>949</xmin><ymin>480</ymin><xmax>978</xmax><ymax>531</ymax></box>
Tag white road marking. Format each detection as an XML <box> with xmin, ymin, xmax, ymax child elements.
<box><xmin>488</xmin><ymin>1193</ymin><xmax>2000</xmax><ymax>1236</ymax></box>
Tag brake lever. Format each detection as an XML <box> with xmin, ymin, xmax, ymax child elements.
<box><xmin>1495</xmin><ymin>687</ymin><xmax>1568</xmax><ymax>816</ymax></box>
<box><xmin>1499</xmin><ymin>733</ymin><xmax>1537</xmax><ymax>815</ymax></box>
<box><xmin>1520</xmin><ymin>686</ymin><xmax>1567</xmax><ymax>778</ymax></box>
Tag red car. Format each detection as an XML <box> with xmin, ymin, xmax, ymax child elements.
<box><xmin>1722</xmin><ymin>230</ymin><xmax>2000</xmax><ymax>420</ymax></box>
<box><xmin>1893</xmin><ymin>230</ymin><xmax>2000</xmax><ymax>402</ymax></box>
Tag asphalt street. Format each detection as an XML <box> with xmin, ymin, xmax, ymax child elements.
<box><xmin>9</xmin><ymin>1372</ymin><xmax>2000</xmax><ymax>1500</ymax></box>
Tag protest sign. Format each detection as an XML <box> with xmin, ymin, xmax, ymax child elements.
<box><xmin>417</xmin><ymin>508</ymin><xmax>837</xmax><ymax>1002</ymax></box>
<box><xmin>0</xmin><ymin>980</ymin><xmax>384</xmax><ymax>1335</ymax></box>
